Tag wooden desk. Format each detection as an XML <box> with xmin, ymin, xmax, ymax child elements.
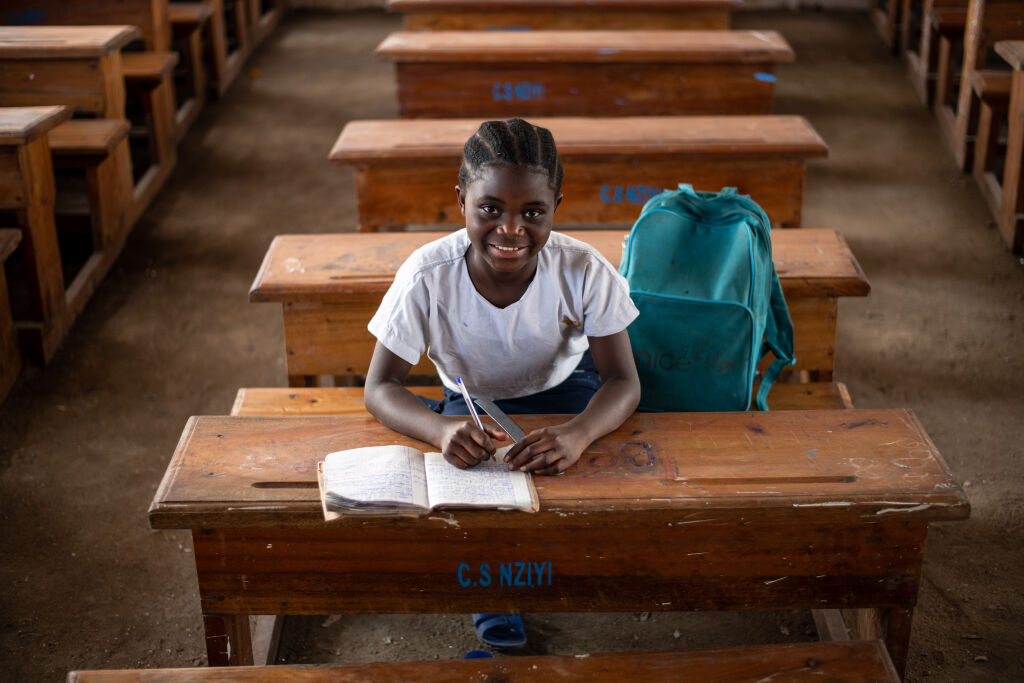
<box><xmin>177</xmin><ymin>0</ymin><xmax>248</xmax><ymax>96</ymax></box>
<box><xmin>903</xmin><ymin>0</ymin><xmax>967</xmax><ymax>105</ymax></box>
<box><xmin>1</xmin><ymin>0</ymin><xmax>170</xmax><ymax>51</ymax></box>
<box><xmin>376</xmin><ymin>30</ymin><xmax>794</xmax><ymax>118</ymax></box>
<box><xmin>330</xmin><ymin>116</ymin><xmax>828</xmax><ymax>231</ymax></box>
<box><xmin>984</xmin><ymin>40</ymin><xmax>1024</xmax><ymax>252</ymax></box>
<box><xmin>249</xmin><ymin>229</ymin><xmax>869</xmax><ymax>386</ymax></box>
<box><xmin>148</xmin><ymin>409</ymin><xmax>970</xmax><ymax>676</ymax></box>
<box><xmin>935</xmin><ymin>0</ymin><xmax>1024</xmax><ymax>170</ymax></box>
<box><xmin>387</xmin><ymin>0</ymin><xmax>743</xmax><ymax>31</ymax></box>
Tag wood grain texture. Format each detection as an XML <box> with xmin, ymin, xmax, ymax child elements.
<box><xmin>149</xmin><ymin>409</ymin><xmax>968</xmax><ymax>528</ymax></box>
<box><xmin>0</xmin><ymin>105</ymin><xmax>71</xmax><ymax>145</ymax></box>
<box><xmin>48</xmin><ymin>119</ymin><xmax>130</xmax><ymax>156</ymax></box>
<box><xmin>67</xmin><ymin>640</ymin><xmax>901</xmax><ymax>682</ymax></box>
<box><xmin>1</xmin><ymin>0</ymin><xmax>170</xmax><ymax>51</ymax></box>
<box><xmin>401</xmin><ymin>9</ymin><xmax>731</xmax><ymax>31</ymax></box>
<box><xmin>376</xmin><ymin>30</ymin><xmax>793</xmax><ymax>63</ymax></box>
<box><xmin>0</xmin><ymin>25</ymin><xmax>140</xmax><ymax>58</ymax></box>
<box><xmin>388</xmin><ymin>0</ymin><xmax>743</xmax><ymax>9</ymax></box>
<box><xmin>393</xmin><ymin>62</ymin><xmax>779</xmax><ymax>117</ymax></box>
<box><xmin>229</xmin><ymin>381</ymin><xmax>852</xmax><ymax>417</ymax></box>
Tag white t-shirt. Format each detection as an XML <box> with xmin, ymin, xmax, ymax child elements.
<box><xmin>368</xmin><ymin>229</ymin><xmax>639</xmax><ymax>400</ymax></box>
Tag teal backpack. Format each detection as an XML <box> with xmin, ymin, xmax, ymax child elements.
<box><xmin>618</xmin><ymin>184</ymin><xmax>795</xmax><ymax>411</ymax></box>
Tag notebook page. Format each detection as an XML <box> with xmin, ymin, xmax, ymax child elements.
<box><xmin>323</xmin><ymin>445</ymin><xmax>429</xmax><ymax>509</ymax></box>
<box><xmin>423</xmin><ymin>446</ymin><xmax>534</xmax><ymax>510</ymax></box>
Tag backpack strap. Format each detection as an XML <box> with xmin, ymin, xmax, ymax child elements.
<box><xmin>755</xmin><ymin>270</ymin><xmax>796</xmax><ymax>410</ymax></box>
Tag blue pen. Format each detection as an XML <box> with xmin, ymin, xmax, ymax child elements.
<box><xmin>456</xmin><ymin>376</ymin><xmax>485</xmax><ymax>431</ymax></box>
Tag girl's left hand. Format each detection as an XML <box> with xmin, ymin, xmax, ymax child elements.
<box><xmin>503</xmin><ymin>425</ymin><xmax>587</xmax><ymax>475</ymax></box>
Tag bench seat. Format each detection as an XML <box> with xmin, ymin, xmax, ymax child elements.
<box><xmin>249</xmin><ymin>229</ymin><xmax>869</xmax><ymax>386</ymax></box>
<box><xmin>387</xmin><ymin>0</ymin><xmax>743</xmax><ymax>31</ymax></box>
<box><xmin>231</xmin><ymin>381</ymin><xmax>854</xmax><ymax>417</ymax></box>
<box><xmin>376</xmin><ymin>30</ymin><xmax>794</xmax><ymax>117</ymax></box>
<box><xmin>66</xmin><ymin>640</ymin><xmax>900</xmax><ymax>681</ymax></box>
<box><xmin>330</xmin><ymin>116</ymin><xmax>828</xmax><ymax>230</ymax></box>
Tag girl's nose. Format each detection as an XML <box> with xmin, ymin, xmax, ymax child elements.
<box><xmin>496</xmin><ymin>221</ymin><xmax>525</xmax><ymax>235</ymax></box>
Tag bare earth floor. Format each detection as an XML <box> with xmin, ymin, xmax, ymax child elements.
<box><xmin>1</xmin><ymin>9</ymin><xmax>1022</xmax><ymax>682</ymax></box>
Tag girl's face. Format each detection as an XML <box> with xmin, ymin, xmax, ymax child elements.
<box><xmin>456</xmin><ymin>164</ymin><xmax>562</xmax><ymax>282</ymax></box>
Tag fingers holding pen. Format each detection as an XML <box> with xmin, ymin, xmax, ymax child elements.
<box><xmin>442</xmin><ymin>420</ymin><xmax>500</xmax><ymax>469</ymax></box>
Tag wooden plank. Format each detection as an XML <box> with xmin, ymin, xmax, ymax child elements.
<box><xmin>0</xmin><ymin>25</ymin><xmax>140</xmax><ymax>58</ymax></box>
<box><xmin>66</xmin><ymin>640</ymin><xmax>902</xmax><ymax>682</ymax></box>
<box><xmin>996</xmin><ymin>38</ymin><xmax>1024</xmax><ymax>69</ymax></box>
<box><xmin>376</xmin><ymin>30</ymin><xmax>794</xmax><ymax>63</ymax></box>
<box><xmin>0</xmin><ymin>0</ymin><xmax>170</xmax><ymax>51</ymax></box>
<box><xmin>68</xmin><ymin>641</ymin><xmax>899</xmax><ymax>681</ymax></box>
<box><xmin>0</xmin><ymin>105</ymin><xmax>71</xmax><ymax>145</ymax></box>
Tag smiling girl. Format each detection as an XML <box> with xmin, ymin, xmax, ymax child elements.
<box><xmin>364</xmin><ymin>118</ymin><xmax>641</xmax><ymax>477</ymax></box>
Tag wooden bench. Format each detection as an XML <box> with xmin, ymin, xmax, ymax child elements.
<box><xmin>387</xmin><ymin>0</ymin><xmax>743</xmax><ymax>32</ymax></box>
<box><xmin>330</xmin><ymin>116</ymin><xmax>828</xmax><ymax>231</ymax></box>
<box><xmin>1</xmin><ymin>0</ymin><xmax>208</xmax><ymax>142</ymax></box>
<box><xmin>66</xmin><ymin>640</ymin><xmax>901</xmax><ymax>681</ymax></box>
<box><xmin>176</xmin><ymin>0</ymin><xmax>248</xmax><ymax>96</ymax></box>
<box><xmin>934</xmin><ymin>0</ymin><xmax>1024</xmax><ymax>170</ymax></box>
<box><xmin>0</xmin><ymin>228</ymin><xmax>21</xmax><ymax>404</ymax></box>
<box><xmin>248</xmin><ymin>229</ymin><xmax>869</xmax><ymax>387</ymax></box>
<box><xmin>48</xmin><ymin>119</ymin><xmax>134</xmax><ymax>264</ymax></box>
<box><xmin>904</xmin><ymin>0</ymin><xmax>966</xmax><ymax>105</ymax></box>
<box><xmin>169</xmin><ymin>2</ymin><xmax>213</xmax><ymax>138</ymax></box>
<box><xmin>147</xmin><ymin>409</ymin><xmax>969</xmax><ymax>675</ymax></box>
<box><xmin>375</xmin><ymin>30</ymin><xmax>795</xmax><ymax>118</ymax></box>
<box><xmin>871</xmin><ymin>0</ymin><xmax>902</xmax><ymax>52</ymax></box>
<box><xmin>975</xmin><ymin>40</ymin><xmax>1024</xmax><ymax>252</ymax></box>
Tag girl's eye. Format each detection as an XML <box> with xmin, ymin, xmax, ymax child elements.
<box><xmin>525</xmin><ymin>209</ymin><xmax>543</xmax><ymax>219</ymax></box>
<box><xmin>480</xmin><ymin>205</ymin><xmax>498</xmax><ymax>215</ymax></box>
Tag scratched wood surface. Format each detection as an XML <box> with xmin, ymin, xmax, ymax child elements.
<box><xmin>0</xmin><ymin>105</ymin><xmax>71</xmax><ymax>145</ymax></box>
<box><xmin>66</xmin><ymin>640</ymin><xmax>901</xmax><ymax>681</ymax></box>
<box><xmin>376</xmin><ymin>30</ymin><xmax>793</xmax><ymax>63</ymax></box>
<box><xmin>150</xmin><ymin>409</ymin><xmax>968</xmax><ymax>528</ymax></box>
<box><xmin>1</xmin><ymin>0</ymin><xmax>170</xmax><ymax>51</ymax></box>
<box><xmin>331</xmin><ymin>117</ymin><xmax>827</xmax><ymax>229</ymax></box>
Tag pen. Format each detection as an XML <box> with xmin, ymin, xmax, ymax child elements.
<box><xmin>456</xmin><ymin>376</ymin><xmax>485</xmax><ymax>431</ymax></box>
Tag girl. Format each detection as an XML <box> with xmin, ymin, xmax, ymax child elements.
<box><xmin>364</xmin><ymin>117</ymin><xmax>641</xmax><ymax>476</ymax></box>
<box><xmin>363</xmin><ymin>118</ymin><xmax>642</xmax><ymax>650</ymax></box>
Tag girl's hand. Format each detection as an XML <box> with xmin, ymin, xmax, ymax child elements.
<box><xmin>440</xmin><ymin>420</ymin><xmax>509</xmax><ymax>469</ymax></box>
<box><xmin>503</xmin><ymin>424</ymin><xmax>587</xmax><ymax>475</ymax></box>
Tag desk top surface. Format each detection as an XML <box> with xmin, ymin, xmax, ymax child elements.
<box><xmin>0</xmin><ymin>25</ymin><xmax>140</xmax><ymax>59</ymax></box>
<box><xmin>376</xmin><ymin>30</ymin><xmax>794</xmax><ymax>63</ymax></box>
<box><xmin>330</xmin><ymin>117</ymin><xmax>828</xmax><ymax>163</ymax></box>
<box><xmin>248</xmin><ymin>229</ymin><xmax>869</xmax><ymax>303</ymax></box>
<box><xmin>388</xmin><ymin>0</ymin><xmax>744</xmax><ymax>10</ymax></box>
<box><xmin>0</xmin><ymin>105</ymin><xmax>71</xmax><ymax>144</ymax></box>
<box><xmin>149</xmin><ymin>409</ymin><xmax>968</xmax><ymax>529</ymax></box>
<box><xmin>996</xmin><ymin>40</ymin><xmax>1024</xmax><ymax>70</ymax></box>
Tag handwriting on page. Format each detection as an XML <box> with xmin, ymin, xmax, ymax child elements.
<box><xmin>424</xmin><ymin>451</ymin><xmax>519</xmax><ymax>507</ymax></box>
<box><xmin>323</xmin><ymin>446</ymin><xmax>425</xmax><ymax>506</ymax></box>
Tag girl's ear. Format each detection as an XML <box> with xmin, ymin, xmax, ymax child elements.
<box><xmin>554</xmin><ymin>193</ymin><xmax>564</xmax><ymax>212</ymax></box>
<box><xmin>455</xmin><ymin>185</ymin><xmax>466</xmax><ymax>216</ymax></box>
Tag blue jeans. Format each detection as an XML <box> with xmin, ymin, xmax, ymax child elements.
<box><xmin>419</xmin><ymin>351</ymin><xmax>600</xmax><ymax>416</ymax></box>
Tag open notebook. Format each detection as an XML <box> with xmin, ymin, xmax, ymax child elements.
<box><xmin>317</xmin><ymin>444</ymin><xmax>539</xmax><ymax>519</ymax></box>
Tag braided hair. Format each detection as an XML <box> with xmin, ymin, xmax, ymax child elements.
<box><xmin>459</xmin><ymin>118</ymin><xmax>564</xmax><ymax>196</ymax></box>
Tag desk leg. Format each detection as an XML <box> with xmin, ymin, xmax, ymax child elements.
<box><xmin>854</xmin><ymin>606</ymin><xmax>913</xmax><ymax>678</ymax></box>
<box><xmin>203</xmin><ymin>614</ymin><xmax>254</xmax><ymax>666</ymax></box>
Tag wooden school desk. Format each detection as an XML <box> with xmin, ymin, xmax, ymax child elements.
<box><xmin>330</xmin><ymin>116</ymin><xmax>828</xmax><ymax>231</ymax></box>
<box><xmin>387</xmin><ymin>0</ymin><xmax>744</xmax><ymax>32</ymax></box>
<box><xmin>249</xmin><ymin>229</ymin><xmax>869</xmax><ymax>387</ymax></box>
<box><xmin>375</xmin><ymin>30</ymin><xmax>794</xmax><ymax>118</ymax></box>
<box><xmin>148</xmin><ymin>409</ymin><xmax>969</xmax><ymax>676</ymax></box>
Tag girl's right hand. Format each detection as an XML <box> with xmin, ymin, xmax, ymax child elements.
<box><xmin>440</xmin><ymin>421</ymin><xmax>508</xmax><ymax>468</ymax></box>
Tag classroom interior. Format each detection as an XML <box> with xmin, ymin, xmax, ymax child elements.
<box><xmin>1</xmin><ymin>3</ymin><xmax>1023</xmax><ymax>682</ymax></box>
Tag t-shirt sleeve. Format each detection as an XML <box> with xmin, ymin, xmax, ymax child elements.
<box><xmin>581</xmin><ymin>252</ymin><xmax>639</xmax><ymax>338</ymax></box>
<box><xmin>367</xmin><ymin>259</ymin><xmax>431</xmax><ymax>366</ymax></box>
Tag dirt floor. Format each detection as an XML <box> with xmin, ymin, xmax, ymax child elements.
<box><xmin>1</xmin><ymin>9</ymin><xmax>1022</xmax><ymax>682</ymax></box>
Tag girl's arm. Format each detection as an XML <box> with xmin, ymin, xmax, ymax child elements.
<box><xmin>505</xmin><ymin>330</ymin><xmax>641</xmax><ymax>475</ymax></box>
<box><xmin>364</xmin><ymin>341</ymin><xmax>507</xmax><ymax>468</ymax></box>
